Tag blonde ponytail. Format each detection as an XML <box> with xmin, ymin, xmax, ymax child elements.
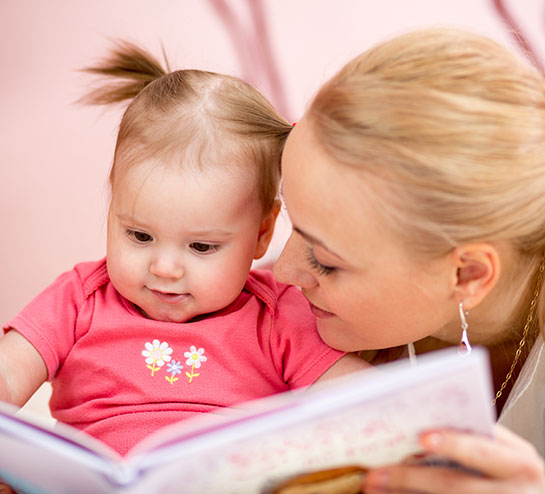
<box><xmin>81</xmin><ymin>41</ymin><xmax>167</xmax><ymax>105</ymax></box>
<box><xmin>82</xmin><ymin>40</ymin><xmax>291</xmax><ymax>215</ymax></box>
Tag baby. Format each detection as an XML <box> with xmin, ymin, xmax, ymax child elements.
<box><xmin>0</xmin><ymin>41</ymin><xmax>367</xmax><ymax>456</ymax></box>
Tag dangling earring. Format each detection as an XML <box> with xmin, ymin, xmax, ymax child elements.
<box><xmin>457</xmin><ymin>301</ymin><xmax>472</xmax><ymax>356</ymax></box>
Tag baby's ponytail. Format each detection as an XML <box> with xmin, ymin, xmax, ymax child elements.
<box><xmin>84</xmin><ymin>39</ymin><xmax>290</xmax><ymax>215</ymax></box>
<box><xmin>81</xmin><ymin>41</ymin><xmax>168</xmax><ymax>105</ymax></box>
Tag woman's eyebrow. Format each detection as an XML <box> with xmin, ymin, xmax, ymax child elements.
<box><xmin>293</xmin><ymin>226</ymin><xmax>346</xmax><ymax>261</ymax></box>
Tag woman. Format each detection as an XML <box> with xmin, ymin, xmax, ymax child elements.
<box><xmin>274</xmin><ymin>28</ymin><xmax>545</xmax><ymax>493</ymax></box>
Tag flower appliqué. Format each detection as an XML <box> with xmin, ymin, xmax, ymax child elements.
<box><xmin>166</xmin><ymin>360</ymin><xmax>183</xmax><ymax>384</ymax></box>
<box><xmin>141</xmin><ymin>341</ymin><xmax>206</xmax><ymax>384</ymax></box>
<box><xmin>184</xmin><ymin>346</ymin><xmax>207</xmax><ymax>383</ymax></box>
<box><xmin>142</xmin><ymin>339</ymin><xmax>173</xmax><ymax>376</ymax></box>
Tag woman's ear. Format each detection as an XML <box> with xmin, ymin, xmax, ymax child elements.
<box><xmin>450</xmin><ymin>243</ymin><xmax>501</xmax><ymax>309</ymax></box>
<box><xmin>254</xmin><ymin>200</ymin><xmax>282</xmax><ymax>260</ymax></box>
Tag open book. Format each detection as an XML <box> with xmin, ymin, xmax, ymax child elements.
<box><xmin>0</xmin><ymin>348</ymin><xmax>495</xmax><ymax>494</ymax></box>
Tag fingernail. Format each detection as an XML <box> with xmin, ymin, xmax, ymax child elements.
<box><xmin>422</xmin><ymin>431</ymin><xmax>443</xmax><ymax>449</ymax></box>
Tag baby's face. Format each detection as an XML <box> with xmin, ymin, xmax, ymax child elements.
<box><xmin>106</xmin><ymin>159</ymin><xmax>264</xmax><ymax>322</ymax></box>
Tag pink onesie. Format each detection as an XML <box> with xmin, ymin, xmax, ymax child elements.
<box><xmin>4</xmin><ymin>259</ymin><xmax>344</xmax><ymax>455</ymax></box>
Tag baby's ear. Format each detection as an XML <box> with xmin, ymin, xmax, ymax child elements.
<box><xmin>254</xmin><ymin>200</ymin><xmax>281</xmax><ymax>260</ymax></box>
<box><xmin>451</xmin><ymin>243</ymin><xmax>501</xmax><ymax>309</ymax></box>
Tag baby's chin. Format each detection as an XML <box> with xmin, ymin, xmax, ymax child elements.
<box><xmin>137</xmin><ymin>305</ymin><xmax>198</xmax><ymax>324</ymax></box>
<box><xmin>137</xmin><ymin>296</ymin><xmax>238</xmax><ymax>324</ymax></box>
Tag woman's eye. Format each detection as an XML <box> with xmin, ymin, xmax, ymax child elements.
<box><xmin>128</xmin><ymin>230</ymin><xmax>153</xmax><ymax>243</ymax></box>
<box><xmin>306</xmin><ymin>247</ymin><xmax>336</xmax><ymax>276</ymax></box>
<box><xmin>190</xmin><ymin>242</ymin><xmax>219</xmax><ymax>254</ymax></box>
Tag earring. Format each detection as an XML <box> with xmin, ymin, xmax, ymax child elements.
<box><xmin>457</xmin><ymin>301</ymin><xmax>472</xmax><ymax>356</ymax></box>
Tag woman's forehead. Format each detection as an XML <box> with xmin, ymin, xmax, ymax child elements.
<box><xmin>283</xmin><ymin>121</ymin><xmax>395</xmax><ymax>256</ymax></box>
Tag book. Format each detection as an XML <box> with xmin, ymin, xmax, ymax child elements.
<box><xmin>0</xmin><ymin>347</ymin><xmax>495</xmax><ymax>494</ymax></box>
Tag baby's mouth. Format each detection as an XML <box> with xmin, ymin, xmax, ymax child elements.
<box><xmin>149</xmin><ymin>289</ymin><xmax>189</xmax><ymax>304</ymax></box>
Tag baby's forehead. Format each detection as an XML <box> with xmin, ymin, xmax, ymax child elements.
<box><xmin>110</xmin><ymin>159</ymin><xmax>264</xmax><ymax>232</ymax></box>
<box><xmin>111</xmin><ymin>130</ymin><xmax>274</xmax><ymax>212</ymax></box>
<box><xmin>113</xmin><ymin>155</ymin><xmax>259</xmax><ymax>204</ymax></box>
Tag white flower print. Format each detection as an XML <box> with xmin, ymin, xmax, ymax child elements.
<box><xmin>142</xmin><ymin>339</ymin><xmax>173</xmax><ymax>376</ymax></box>
<box><xmin>184</xmin><ymin>346</ymin><xmax>207</xmax><ymax>383</ymax></box>
<box><xmin>184</xmin><ymin>346</ymin><xmax>207</xmax><ymax>368</ymax></box>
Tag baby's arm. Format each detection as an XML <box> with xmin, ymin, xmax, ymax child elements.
<box><xmin>0</xmin><ymin>330</ymin><xmax>47</xmax><ymax>405</ymax></box>
<box><xmin>314</xmin><ymin>353</ymin><xmax>372</xmax><ymax>383</ymax></box>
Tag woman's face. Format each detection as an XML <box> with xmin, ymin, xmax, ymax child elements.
<box><xmin>274</xmin><ymin>119</ymin><xmax>455</xmax><ymax>352</ymax></box>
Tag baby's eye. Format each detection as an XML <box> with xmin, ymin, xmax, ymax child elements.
<box><xmin>190</xmin><ymin>242</ymin><xmax>219</xmax><ymax>254</ymax></box>
<box><xmin>128</xmin><ymin>230</ymin><xmax>153</xmax><ymax>243</ymax></box>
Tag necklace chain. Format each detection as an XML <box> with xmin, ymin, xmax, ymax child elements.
<box><xmin>492</xmin><ymin>257</ymin><xmax>545</xmax><ymax>406</ymax></box>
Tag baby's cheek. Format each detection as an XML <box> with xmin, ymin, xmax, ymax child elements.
<box><xmin>107</xmin><ymin>253</ymin><xmax>136</xmax><ymax>289</ymax></box>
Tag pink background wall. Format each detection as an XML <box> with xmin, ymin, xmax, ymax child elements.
<box><xmin>2</xmin><ymin>0</ymin><xmax>544</xmax><ymax>329</ymax></box>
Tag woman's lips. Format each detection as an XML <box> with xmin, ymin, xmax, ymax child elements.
<box><xmin>149</xmin><ymin>289</ymin><xmax>189</xmax><ymax>304</ymax></box>
<box><xmin>307</xmin><ymin>300</ymin><xmax>335</xmax><ymax>318</ymax></box>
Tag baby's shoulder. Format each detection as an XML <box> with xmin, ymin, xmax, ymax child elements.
<box><xmin>246</xmin><ymin>269</ymin><xmax>306</xmax><ymax>311</ymax></box>
<box><xmin>72</xmin><ymin>258</ymin><xmax>110</xmax><ymax>297</ymax></box>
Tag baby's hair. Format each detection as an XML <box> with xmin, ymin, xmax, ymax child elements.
<box><xmin>82</xmin><ymin>40</ymin><xmax>292</xmax><ymax>214</ymax></box>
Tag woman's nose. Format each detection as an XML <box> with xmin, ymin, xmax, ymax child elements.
<box><xmin>149</xmin><ymin>251</ymin><xmax>184</xmax><ymax>279</ymax></box>
<box><xmin>273</xmin><ymin>233</ymin><xmax>318</xmax><ymax>288</ymax></box>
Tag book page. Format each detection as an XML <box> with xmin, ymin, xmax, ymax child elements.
<box><xmin>125</xmin><ymin>347</ymin><xmax>495</xmax><ymax>494</ymax></box>
<box><xmin>0</xmin><ymin>348</ymin><xmax>494</xmax><ymax>493</ymax></box>
<box><xmin>0</xmin><ymin>402</ymin><xmax>123</xmax><ymax>494</ymax></box>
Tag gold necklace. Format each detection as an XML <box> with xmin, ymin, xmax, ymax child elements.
<box><xmin>492</xmin><ymin>256</ymin><xmax>545</xmax><ymax>406</ymax></box>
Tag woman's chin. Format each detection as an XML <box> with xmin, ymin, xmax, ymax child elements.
<box><xmin>316</xmin><ymin>320</ymin><xmax>359</xmax><ymax>352</ymax></box>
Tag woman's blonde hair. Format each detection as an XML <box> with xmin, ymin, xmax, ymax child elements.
<box><xmin>83</xmin><ymin>41</ymin><xmax>292</xmax><ymax>214</ymax></box>
<box><xmin>308</xmin><ymin>28</ymin><xmax>545</xmax><ymax>329</ymax></box>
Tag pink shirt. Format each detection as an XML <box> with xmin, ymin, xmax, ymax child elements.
<box><xmin>4</xmin><ymin>259</ymin><xmax>343</xmax><ymax>455</ymax></box>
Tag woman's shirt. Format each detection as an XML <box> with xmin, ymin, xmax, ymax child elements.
<box><xmin>498</xmin><ymin>337</ymin><xmax>545</xmax><ymax>457</ymax></box>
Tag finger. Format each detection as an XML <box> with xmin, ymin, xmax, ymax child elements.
<box><xmin>364</xmin><ymin>464</ymin><xmax>513</xmax><ymax>494</ymax></box>
<box><xmin>420</xmin><ymin>428</ymin><xmax>544</xmax><ymax>480</ymax></box>
<box><xmin>494</xmin><ymin>424</ymin><xmax>541</xmax><ymax>453</ymax></box>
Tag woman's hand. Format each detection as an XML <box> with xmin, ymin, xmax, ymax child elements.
<box><xmin>363</xmin><ymin>424</ymin><xmax>545</xmax><ymax>493</ymax></box>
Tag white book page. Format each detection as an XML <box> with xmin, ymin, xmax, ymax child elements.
<box><xmin>0</xmin><ymin>402</ymin><xmax>123</xmax><ymax>494</ymax></box>
<box><xmin>126</xmin><ymin>347</ymin><xmax>495</xmax><ymax>494</ymax></box>
<box><xmin>0</xmin><ymin>348</ymin><xmax>494</xmax><ymax>493</ymax></box>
